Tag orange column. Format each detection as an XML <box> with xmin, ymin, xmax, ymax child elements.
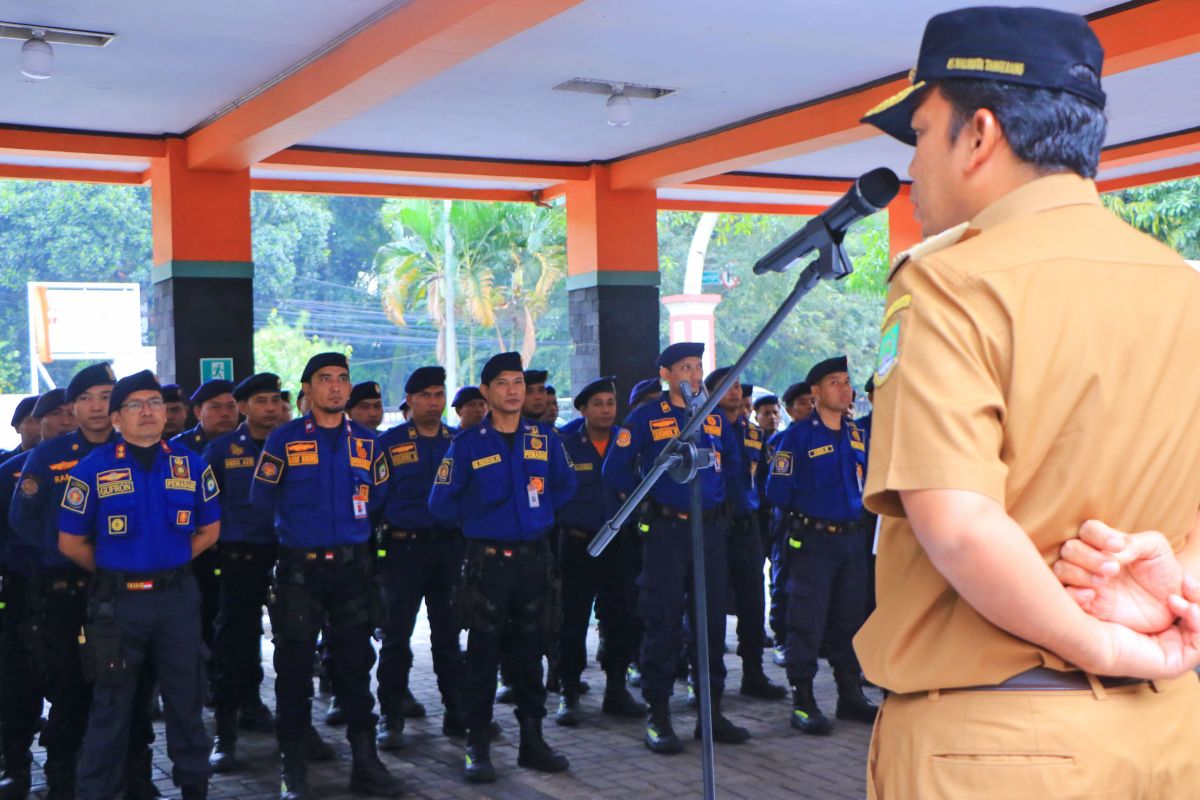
<box><xmin>887</xmin><ymin>192</ymin><xmax>922</xmax><ymax>262</ymax></box>
<box><xmin>565</xmin><ymin>165</ymin><xmax>661</xmax><ymax>410</ymax></box>
<box><xmin>149</xmin><ymin>137</ymin><xmax>255</xmax><ymax>389</ymax></box>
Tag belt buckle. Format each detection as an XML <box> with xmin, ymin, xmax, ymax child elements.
<box><xmin>126</xmin><ymin>580</ymin><xmax>154</xmax><ymax>592</ymax></box>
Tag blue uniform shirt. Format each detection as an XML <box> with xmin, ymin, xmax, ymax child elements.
<box><xmin>378</xmin><ymin>420</ymin><xmax>455</xmax><ymax>530</ymax></box>
<box><xmin>0</xmin><ymin>451</ymin><xmax>38</xmax><ymax>576</ymax></box>
<box><xmin>603</xmin><ymin>398</ymin><xmax>733</xmax><ymax>511</ymax></box>
<box><xmin>724</xmin><ymin>414</ymin><xmax>762</xmax><ymax>515</ymax></box>
<box><xmin>203</xmin><ymin>423</ymin><xmax>274</xmax><ymax>545</ymax></box>
<box><xmin>428</xmin><ymin>417</ymin><xmax>576</xmax><ymax>541</ymax></box>
<box><xmin>170</xmin><ymin>424</ymin><xmax>209</xmax><ymax>455</ymax></box>
<box><xmin>58</xmin><ymin>440</ymin><xmax>221</xmax><ymax>573</ymax></box>
<box><xmin>557</xmin><ymin>417</ymin><xmax>584</xmax><ymax>436</ymax></box>
<box><xmin>250</xmin><ymin>414</ymin><xmax>389</xmax><ymax>548</ymax></box>
<box><xmin>855</xmin><ymin>412</ymin><xmax>873</xmax><ymax>479</ymax></box>
<box><xmin>764</xmin><ymin>411</ymin><xmax>867</xmax><ymax>522</ymax></box>
<box><xmin>559</xmin><ymin>425</ymin><xmax>622</xmax><ymax>534</ymax></box>
<box><xmin>10</xmin><ymin>430</ymin><xmax>118</xmax><ymax>572</ymax></box>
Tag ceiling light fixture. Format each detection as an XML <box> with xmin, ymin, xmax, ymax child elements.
<box><xmin>20</xmin><ymin>35</ymin><xmax>52</xmax><ymax>80</ymax></box>
<box><xmin>606</xmin><ymin>86</ymin><xmax>633</xmax><ymax>127</ymax></box>
<box><xmin>0</xmin><ymin>21</ymin><xmax>115</xmax><ymax>47</ymax></box>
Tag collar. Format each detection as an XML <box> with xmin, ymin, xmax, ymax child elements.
<box><xmin>970</xmin><ymin>173</ymin><xmax>1100</xmax><ymax>233</ymax></box>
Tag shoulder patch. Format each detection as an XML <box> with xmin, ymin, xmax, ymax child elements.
<box><xmin>771</xmin><ymin>451</ymin><xmax>793</xmax><ymax>477</ymax></box>
<box><xmin>435</xmin><ymin>457</ymin><xmax>453</xmax><ymax>485</ymax></box>
<box><xmin>254</xmin><ymin>452</ymin><xmax>284</xmax><ymax>484</ymax></box>
<box><xmin>616</xmin><ymin>428</ymin><xmax>632</xmax><ymax>448</ymax></box>
<box><xmin>18</xmin><ymin>475</ymin><xmax>39</xmax><ymax>497</ymax></box>
<box><xmin>888</xmin><ymin>221</ymin><xmax>970</xmax><ymax>282</ymax></box>
<box><xmin>61</xmin><ymin>476</ymin><xmax>89</xmax><ymax>514</ymax></box>
<box><xmin>875</xmin><ymin>311</ymin><xmax>903</xmax><ymax>387</ymax></box>
<box><xmin>202</xmin><ymin>465</ymin><xmax>219</xmax><ymax>502</ymax></box>
<box><xmin>373</xmin><ymin>454</ymin><xmax>389</xmax><ymax>486</ymax></box>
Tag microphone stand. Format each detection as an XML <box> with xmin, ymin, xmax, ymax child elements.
<box><xmin>589</xmin><ymin>235</ymin><xmax>855</xmax><ymax>800</ymax></box>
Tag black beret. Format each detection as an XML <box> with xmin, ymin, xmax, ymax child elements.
<box><xmin>628</xmin><ymin>378</ymin><xmax>662</xmax><ymax>407</ymax></box>
<box><xmin>656</xmin><ymin>342</ymin><xmax>704</xmax><ymax>369</ymax></box>
<box><xmin>753</xmin><ymin>394</ymin><xmax>779</xmax><ymax>411</ymax></box>
<box><xmin>865</xmin><ymin>375</ymin><xmax>876</xmax><ymax>394</ymax></box>
<box><xmin>405</xmin><ymin>366</ymin><xmax>446</xmax><ymax>395</ymax></box>
<box><xmin>573</xmin><ymin>376</ymin><xmax>616</xmax><ymax>410</ymax></box>
<box><xmin>399</xmin><ymin>401</ymin><xmax>410</xmax><ymax>413</ymax></box>
<box><xmin>189</xmin><ymin>380</ymin><xmax>236</xmax><ymax>406</ymax></box>
<box><xmin>10</xmin><ymin>395</ymin><xmax>38</xmax><ymax>427</ymax></box>
<box><xmin>523</xmin><ymin>369</ymin><xmax>548</xmax><ymax>387</ymax></box>
<box><xmin>545</xmin><ymin>385</ymin><xmax>556</xmax><ymax>395</ymax></box>
<box><xmin>481</xmin><ymin>352</ymin><xmax>523</xmax><ymax>385</ymax></box>
<box><xmin>32</xmin><ymin>389</ymin><xmax>68</xmax><ymax>419</ymax></box>
<box><xmin>806</xmin><ymin>356</ymin><xmax>849</xmax><ymax>386</ymax></box>
<box><xmin>280</xmin><ymin>390</ymin><xmax>291</xmax><ymax>402</ymax></box>
<box><xmin>295</xmin><ymin>389</ymin><xmax>304</xmax><ymax>405</ymax></box>
<box><xmin>740</xmin><ymin>383</ymin><xmax>754</xmax><ymax>398</ymax></box>
<box><xmin>66</xmin><ymin>362</ymin><xmax>116</xmax><ymax>403</ymax></box>
<box><xmin>233</xmin><ymin>373</ymin><xmax>282</xmax><ymax>402</ymax></box>
<box><xmin>862</xmin><ymin>7</ymin><xmax>1105</xmax><ymax>146</ymax></box>
<box><xmin>161</xmin><ymin>383</ymin><xmax>184</xmax><ymax>404</ymax></box>
<box><xmin>301</xmin><ymin>352</ymin><xmax>349</xmax><ymax>383</ymax></box>
<box><xmin>451</xmin><ymin>386</ymin><xmax>484</xmax><ymax>409</ymax></box>
<box><xmin>109</xmin><ymin>370</ymin><xmax>161</xmax><ymax>414</ymax></box>
<box><xmin>347</xmin><ymin>381</ymin><xmax>382</xmax><ymax>410</ymax></box>
<box><xmin>782</xmin><ymin>382</ymin><xmax>812</xmax><ymax>406</ymax></box>
<box><xmin>703</xmin><ymin>366</ymin><xmax>734</xmax><ymax>394</ymax></box>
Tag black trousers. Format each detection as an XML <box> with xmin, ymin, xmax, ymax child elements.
<box><xmin>270</xmin><ymin>550</ymin><xmax>377</xmax><ymax>742</ymax></box>
<box><xmin>726</xmin><ymin>512</ymin><xmax>766</xmax><ymax>663</ymax></box>
<box><xmin>638</xmin><ymin>512</ymin><xmax>728</xmax><ymax>704</ymax></box>
<box><xmin>210</xmin><ymin>542</ymin><xmax>276</xmax><ymax>710</ymax></box>
<box><xmin>461</xmin><ymin>542</ymin><xmax>548</xmax><ymax>738</ymax></box>
<box><xmin>783</xmin><ymin>526</ymin><xmax>867</xmax><ymax>684</ymax></box>
<box><xmin>77</xmin><ymin>575</ymin><xmax>207</xmax><ymax>799</ymax></box>
<box><xmin>41</xmin><ymin>573</ymin><xmax>96</xmax><ymax>758</ymax></box>
<box><xmin>193</xmin><ymin>546</ymin><xmax>221</xmax><ymax>655</ymax></box>
<box><xmin>377</xmin><ymin>531</ymin><xmax>463</xmax><ymax>716</ymax></box>
<box><xmin>0</xmin><ymin>573</ymin><xmax>46</xmax><ymax>762</ymax></box>
<box><xmin>556</xmin><ymin>526</ymin><xmax>638</xmax><ymax>688</ymax></box>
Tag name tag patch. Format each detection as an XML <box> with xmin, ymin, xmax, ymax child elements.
<box><xmin>285</xmin><ymin>441</ymin><xmax>319</xmax><ymax>466</ymax></box>
<box><xmin>97</xmin><ymin>468</ymin><xmax>134</xmax><ymax>498</ymax></box>
<box><xmin>808</xmin><ymin>445</ymin><xmax>834</xmax><ymax>458</ymax></box>
<box><xmin>390</xmin><ymin>443</ymin><xmax>418</xmax><ymax>465</ymax></box>
<box><xmin>472</xmin><ymin>454</ymin><xmax>502</xmax><ymax>470</ymax></box>
<box><xmin>165</xmin><ymin>478</ymin><xmax>196</xmax><ymax>492</ymax></box>
<box><xmin>224</xmin><ymin>456</ymin><xmax>256</xmax><ymax>469</ymax></box>
<box><xmin>850</xmin><ymin>440</ymin><xmax>866</xmax><ymax>451</ymax></box>
<box><xmin>650</xmin><ymin>418</ymin><xmax>680</xmax><ymax>441</ymax></box>
<box><xmin>573</xmin><ymin>462</ymin><xmax>594</xmax><ymax>472</ymax></box>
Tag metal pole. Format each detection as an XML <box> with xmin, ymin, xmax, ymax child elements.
<box><xmin>689</xmin><ymin>456</ymin><xmax>717</xmax><ymax>800</ymax></box>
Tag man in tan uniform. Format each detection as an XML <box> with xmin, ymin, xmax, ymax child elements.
<box><xmin>855</xmin><ymin>7</ymin><xmax>1200</xmax><ymax>798</ymax></box>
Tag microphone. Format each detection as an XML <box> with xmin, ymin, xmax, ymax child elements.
<box><xmin>753</xmin><ymin>167</ymin><xmax>900</xmax><ymax>275</ymax></box>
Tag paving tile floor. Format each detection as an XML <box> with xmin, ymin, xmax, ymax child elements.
<box><xmin>26</xmin><ymin>611</ymin><xmax>874</xmax><ymax>799</ymax></box>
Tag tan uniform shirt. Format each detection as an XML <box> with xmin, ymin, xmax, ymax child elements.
<box><xmin>855</xmin><ymin>173</ymin><xmax>1200</xmax><ymax>694</ymax></box>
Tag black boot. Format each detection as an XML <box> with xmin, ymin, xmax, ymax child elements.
<box><xmin>694</xmin><ymin>698</ymin><xmax>751</xmax><ymax>744</ymax></box>
<box><xmin>740</xmin><ymin>660</ymin><xmax>787</xmax><ymax>699</ymax></box>
<box><xmin>601</xmin><ymin>672</ymin><xmax>646</xmax><ymax>718</ymax></box>
<box><xmin>239</xmin><ymin>697</ymin><xmax>275</xmax><ymax>732</ymax></box>
<box><xmin>516</xmin><ymin>716</ymin><xmax>568</xmax><ymax>773</ymax></box>
<box><xmin>376</xmin><ymin>714</ymin><xmax>405</xmax><ymax>752</ymax></box>
<box><xmin>122</xmin><ymin>747</ymin><xmax>161</xmax><ymax>800</ymax></box>
<box><xmin>304</xmin><ymin>725</ymin><xmax>336</xmax><ymax>762</ymax></box>
<box><xmin>554</xmin><ymin>686</ymin><xmax>582</xmax><ymax>727</ymax></box>
<box><xmin>835</xmin><ymin>670</ymin><xmax>879</xmax><ymax>723</ymax></box>
<box><xmin>347</xmin><ymin>725</ymin><xmax>402</xmax><ymax>797</ymax></box>
<box><xmin>400</xmin><ymin>688</ymin><xmax>425</xmax><ymax>719</ymax></box>
<box><xmin>462</xmin><ymin>733</ymin><xmax>495</xmax><ymax>784</ymax></box>
<box><xmin>279</xmin><ymin>740</ymin><xmax>309</xmax><ymax>800</ymax></box>
<box><xmin>643</xmin><ymin>700</ymin><xmax>683</xmax><ymax>755</ymax></box>
<box><xmin>209</xmin><ymin>707</ymin><xmax>239</xmax><ymax>773</ymax></box>
<box><xmin>442</xmin><ymin>700</ymin><xmax>467</xmax><ymax>738</ymax></box>
<box><xmin>0</xmin><ymin>749</ymin><xmax>31</xmax><ymax>800</ymax></box>
<box><xmin>44</xmin><ymin>751</ymin><xmax>77</xmax><ymax>800</ymax></box>
<box><xmin>179</xmin><ymin>782</ymin><xmax>208</xmax><ymax>800</ymax></box>
<box><xmin>325</xmin><ymin>696</ymin><xmax>346</xmax><ymax>726</ymax></box>
<box><xmin>494</xmin><ymin>679</ymin><xmax>514</xmax><ymax>704</ymax></box>
<box><xmin>791</xmin><ymin>681</ymin><xmax>833</xmax><ymax>735</ymax></box>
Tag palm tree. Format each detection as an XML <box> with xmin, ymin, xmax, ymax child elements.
<box><xmin>494</xmin><ymin>204</ymin><xmax>566</xmax><ymax>364</ymax></box>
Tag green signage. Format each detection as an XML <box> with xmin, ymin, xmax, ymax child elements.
<box><xmin>199</xmin><ymin>357</ymin><xmax>234</xmax><ymax>382</ymax></box>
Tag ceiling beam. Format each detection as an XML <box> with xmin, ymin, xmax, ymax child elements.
<box><xmin>258</xmin><ymin>147</ymin><xmax>588</xmax><ymax>184</ymax></box>
<box><xmin>0</xmin><ymin>164</ymin><xmax>148</xmax><ymax>185</ymax></box>
<box><xmin>1096</xmin><ymin>162</ymin><xmax>1200</xmax><ymax>193</ymax></box>
<box><xmin>0</xmin><ymin>126</ymin><xmax>163</xmax><ymax>161</ymax></box>
<box><xmin>251</xmin><ymin>177</ymin><xmax>534</xmax><ymax>203</ymax></box>
<box><xmin>681</xmin><ymin>173</ymin><xmax>853</xmax><ymax>196</ymax></box>
<box><xmin>187</xmin><ymin>0</ymin><xmax>584</xmax><ymax>171</ymax></box>
<box><xmin>609</xmin><ymin>0</ymin><xmax>1200</xmax><ymax>190</ymax></box>
<box><xmin>1099</xmin><ymin>127</ymin><xmax>1200</xmax><ymax>170</ymax></box>
<box><xmin>657</xmin><ymin>199</ymin><xmax>823</xmax><ymax>216</ymax></box>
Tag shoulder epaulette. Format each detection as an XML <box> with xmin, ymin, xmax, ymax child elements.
<box><xmin>888</xmin><ymin>221</ymin><xmax>971</xmax><ymax>282</ymax></box>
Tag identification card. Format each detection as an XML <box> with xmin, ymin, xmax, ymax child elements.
<box><xmin>353</xmin><ymin>498</ymin><xmax>368</xmax><ymax>519</ymax></box>
<box><xmin>528</xmin><ymin>486</ymin><xmax>540</xmax><ymax>508</ymax></box>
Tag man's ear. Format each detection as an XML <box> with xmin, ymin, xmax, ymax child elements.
<box><xmin>962</xmin><ymin>107</ymin><xmax>1004</xmax><ymax>175</ymax></box>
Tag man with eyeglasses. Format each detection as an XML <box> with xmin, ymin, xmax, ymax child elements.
<box><xmin>58</xmin><ymin>370</ymin><xmax>219</xmax><ymax>800</ymax></box>
<box><xmin>7</xmin><ymin>364</ymin><xmax>155</xmax><ymax>798</ymax></box>
<box><xmin>251</xmin><ymin>353</ymin><xmax>400</xmax><ymax>800</ymax></box>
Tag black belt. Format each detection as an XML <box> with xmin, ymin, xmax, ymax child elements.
<box><xmin>279</xmin><ymin>543</ymin><xmax>367</xmax><ymax>566</ymax></box>
<box><xmin>94</xmin><ymin>564</ymin><xmax>191</xmax><ymax>594</ymax></box>
<box><xmin>787</xmin><ymin>512</ymin><xmax>860</xmax><ymax>535</ymax></box>
<box><xmin>386</xmin><ymin>526</ymin><xmax>455</xmax><ymax>543</ymax></box>
<box><xmin>959</xmin><ymin>667</ymin><xmax>1147</xmax><ymax>693</ymax></box>
<box><xmin>43</xmin><ymin>574</ymin><xmax>91</xmax><ymax>594</ymax></box>
<box><xmin>564</xmin><ymin>527</ymin><xmax>595</xmax><ymax>541</ymax></box>
<box><xmin>466</xmin><ymin>539</ymin><xmax>546</xmax><ymax>559</ymax></box>
<box><xmin>221</xmin><ymin>542</ymin><xmax>277</xmax><ymax>561</ymax></box>
<box><xmin>655</xmin><ymin>502</ymin><xmax>720</xmax><ymax>523</ymax></box>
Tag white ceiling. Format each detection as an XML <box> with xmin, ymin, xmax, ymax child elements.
<box><xmin>248</xmin><ymin>168</ymin><xmax>553</xmax><ymax>192</ymax></box>
<box><xmin>0</xmin><ymin>153</ymin><xmax>148</xmax><ymax>172</ymax></box>
<box><xmin>0</xmin><ymin>0</ymin><xmax>1193</xmax><ymax>192</ymax></box>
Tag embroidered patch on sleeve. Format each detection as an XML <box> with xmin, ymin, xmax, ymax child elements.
<box><xmin>254</xmin><ymin>452</ymin><xmax>285</xmax><ymax>485</ymax></box>
<box><xmin>202</xmin><ymin>465</ymin><xmax>219</xmax><ymax>501</ymax></box>
<box><xmin>771</xmin><ymin>452</ymin><xmax>793</xmax><ymax>477</ymax></box>
<box><xmin>374</xmin><ymin>454</ymin><xmax>389</xmax><ymax>486</ymax></box>
<box><xmin>61</xmin><ymin>476</ymin><xmax>90</xmax><ymax>514</ymax></box>
<box><xmin>435</xmin><ymin>458</ymin><xmax>453</xmax><ymax>485</ymax></box>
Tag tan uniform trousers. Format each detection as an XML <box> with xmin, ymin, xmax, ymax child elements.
<box><xmin>868</xmin><ymin>672</ymin><xmax>1200</xmax><ymax>799</ymax></box>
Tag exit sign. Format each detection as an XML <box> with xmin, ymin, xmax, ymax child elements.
<box><xmin>199</xmin><ymin>357</ymin><xmax>234</xmax><ymax>383</ymax></box>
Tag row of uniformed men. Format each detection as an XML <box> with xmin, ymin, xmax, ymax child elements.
<box><xmin>0</xmin><ymin>341</ymin><xmax>876</xmax><ymax>798</ymax></box>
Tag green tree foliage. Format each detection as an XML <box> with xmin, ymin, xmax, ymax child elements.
<box><xmin>1102</xmin><ymin>177</ymin><xmax>1200</xmax><ymax>259</ymax></box>
<box><xmin>252</xmin><ymin>309</ymin><xmax>351</xmax><ymax>398</ymax></box>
